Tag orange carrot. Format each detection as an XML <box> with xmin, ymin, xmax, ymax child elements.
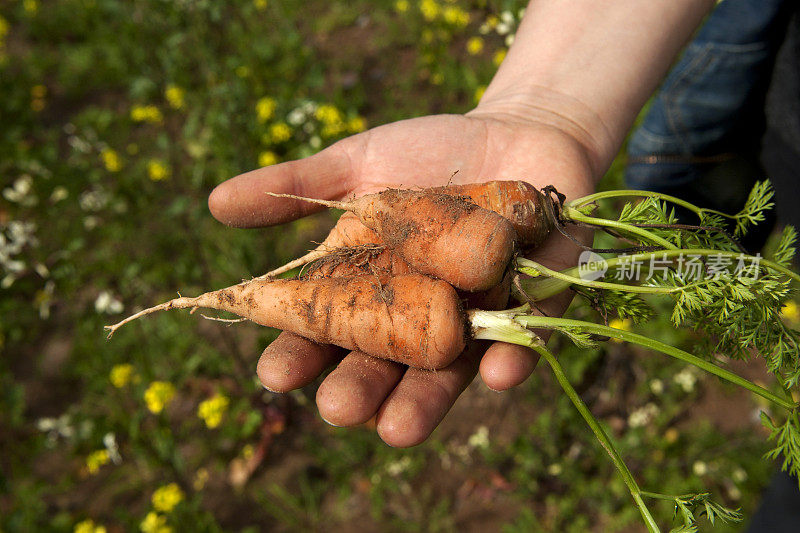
<box><xmin>264</xmin><ymin>181</ymin><xmax>551</xmax><ymax>280</ymax></box>
<box><xmin>266</xmin><ymin>189</ymin><xmax>517</xmax><ymax>292</ymax></box>
<box><xmin>302</xmin><ymin>245</ymin><xmax>411</xmax><ymax>281</ymax></box>
<box><xmin>105</xmin><ymin>274</ymin><xmax>466</xmax><ymax>370</ymax></box>
<box><xmin>438</xmin><ymin>180</ymin><xmax>552</xmax><ymax>249</ymax></box>
<box><xmin>263</xmin><ymin>212</ymin><xmax>379</xmax><ymax>278</ymax></box>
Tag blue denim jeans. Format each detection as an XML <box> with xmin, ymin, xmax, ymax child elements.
<box><xmin>625</xmin><ymin>0</ymin><xmax>789</xmax><ymax>193</ymax></box>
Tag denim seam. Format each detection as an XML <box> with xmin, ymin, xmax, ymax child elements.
<box><xmin>663</xmin><ymin>42</ymin><xmax>717</xmax><ymax>153</ymax></box>
<box><xmin>703</xmin><ymin>41</ymin><xmax>769</xmax><ymax>53</ymax></box>
<box><xmin>633</xmin><ymin>126</ymin><xmax>688</xmax><ymax>146</ymax></box>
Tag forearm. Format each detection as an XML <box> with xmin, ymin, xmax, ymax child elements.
<box><xmin>477</xmin><ymin>0</ymin><xmax>716</xmax><ymax>178</ymax></box>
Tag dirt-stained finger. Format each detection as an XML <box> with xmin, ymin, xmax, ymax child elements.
<box><xmin>257</xmin><ymin>332</ymin><xmax>343</xmax><ymax>393</ymax></box>
<box><xmin>375</xmin><ymin>342</ymin><xmax>484</xmax><ymax>448</ymax></box>
<box><xmin>316</xmin><ymin>351</ymin><xmax>405</xmax><ymax>427</ymax></box>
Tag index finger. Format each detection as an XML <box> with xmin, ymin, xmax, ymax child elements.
<box><xmin>208</xmin><ymin>141</ymin><xmax>357</xmax><ymax>228</ymax></box>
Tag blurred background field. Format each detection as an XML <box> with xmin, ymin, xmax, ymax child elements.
<box><xmin>0</xmin><ymin>0</ymin><xmax>791</xmax><ymax>531</ymax></box>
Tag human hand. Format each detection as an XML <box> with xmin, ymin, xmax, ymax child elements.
<box><xmin>208</xmin><ymin>102</ymin><xmax>600</xmax><ymax>447</ymax></box>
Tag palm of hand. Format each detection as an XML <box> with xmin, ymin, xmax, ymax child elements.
<box><xmin>209</xmin><ymin>112</ymin><xmax>596</xmax><ymax>447</ymax></box>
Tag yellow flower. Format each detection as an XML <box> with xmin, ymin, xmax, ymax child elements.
<box><xmin>29</xmin><ymin>85</ymin><xmax>47</xmax><ymax>111</ymax></box>
<box><xmin>473</xmin><ymin>85</ymin><xmax>486</xmax><ymax>104</ymax></box>
<box><xmin>140</xmin><ymin>512</ymin><xmax>171</xmax><ymax>533</ymax></box>
<box><xmin>419</xmin><ymin>0</ymin><xmax>440</xmax><ymax>21</ymax></box>
<box><xmin>394</xmin><ymin>0</ymin><xmax>409</xmax><ymax>13</ymax></box>
<box><xmin>485</xmin><ymin>14</ymin><xmax>499</xmax><ymax>29</ymax></box>
<box><xmin>347</xmin><ymin>116</ymin><xmax>367</xmax><ymax>134</ymax></box>
<box><xmin>86</xmin><ymin>449</ymin><xmax>110</xmax><ymax>474</ymax></box>
<box><xmin>151</xmin><ymin>482</ymin><xmax>184</xmax><ymax>513</ymax></box>
<box><xmin>664</xmin><ymin>427</ymin><xmax>679</xmax><ymax>444</ymax></box>
<box><xmin>100</xmin><ymin>148</ymin><xmax>122</xmax><ymax>172</ymax></box>
<box><xmin>321</xmin><ymin>122</ymin><xmax>346</xmax><ymax>138</ymax></box>
<box><xmin>193</xmin><ymin>468</ymin><xmax>209</xmax><ymax>491</ymax></box>
<box><xmin>314</xmin><ymin>104</ymin><xmax>343</xmax><ymax>125</ymax></box>
<box><xmin>147</xmin><ymin>160</ymin><xmax>170</xmax><ymax>181</ymax></box>
<box><xmin>110</xmin><ymin>364</ymin><xmax>134</xmax><ymax>388</ymax></box>
<box><xmin>254</xmin><ymin>0</ymin><xmax>268</xmax><ymax>10</ymax></box>
<box><xmin>443</xmin><ymin>6</ymin><xmax>469</xmax><ymax>27</ymax></box>
<box><xmin>269</xmin><ymin>122</ymin><xmax>292</xmax><ymax>143</ymax></box>
<box><xmin>242</xmin><ymin>444</ymin><xmax>254</xmax><ymax>459</ymax></box>
<box><xmin>493</xmin><ymin>48</ymin><xmax>507</xmax><ymax>66</ymax></box>
<box><xmin>466</xmin><ymin>36</ymin><xmax>484</xmax><ymax>55</ymax></box>
<box><xmin>23</xmin><ymin>0</ymin><xmax>39</xmax><ymax>15</ymax></box>
<box><xmin>781</xmin><ymin>300</ymin><xmax>800</xmax><ymax>322</ymax></box>
<box><xmin>74</xmin><ymin>519</ymin><xmax>107</xmax><ymax>533</ymax></box>
<box><xmin>144</xmin><ymin>381</ymin><xmax>175</xmax><ymax>414</ymax></box>
<box><xmin>164</xmin><ymin>85</ymin><xmax>185</xmax><ymax>110</ymax></box>
<box><xmin>608</xmin><ymin>318</ymin><xmax>632</xmax><ymax>343</ymax></box>
<box><xmin>197</xmin><ymin>393</ymin><xmax>230</xmax><ymax>429</ymax></box>
<box><xmin>431</xmin><ymin>72</ymin><xmax>444</xmax><ymax>86</ymax></box>
<box><xmin>256</xmin><ymin>97</ymin><xmax>277</xmax><ymax>123</ymax></box>
<box><xmin>131</xmin><ymin>105</ymin><xmax>164</xmax><ymax>124</ymax></box>
<box><xmin>235</xmin><ymin>65</ymin><xmax>250</xmax><ymax>78</ymax></box>
<box><xmin>0</xmin><ymin>16</ymin><xmax>9</xmax><ymax>39</ymax></box>
<box><xmin>608</xmin><ymin>318</ymin><xmax>632</xmax><ymax>330</ymax></box>
<box><xmin>258</xmin><ymin>151</ymin><xmax>279</xmax><ymax>167</ymax></box>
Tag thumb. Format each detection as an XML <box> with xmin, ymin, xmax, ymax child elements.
<box><xmin>208</xmin><ymin>139</ymin><xmax>358</xmax><ymax>228</ymax></box>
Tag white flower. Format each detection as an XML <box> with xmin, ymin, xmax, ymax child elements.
<box><xmin>79</xmin><ymin>188</ymin><xmax>109</xmax><ymax>212</ymax></box>
<box><xmin>34</xmin><ymin>263</ymin><xmax>49</xmax><ymax>278</ymax></box>
<box><xmin>496</xmin><ymin>22</ymin><xmax>511</xmax><ymax>35</ymax></box>
<box><xmin>732</xmin><ymin>467</ymin><xmax>748</xmax><ymax>483</ymax></box>
<box><xmin>50</xmin><ymin>187</ymin><xmax>68</xmax><ymax>203</ymax></box>
<box><xmin>467</xmin><ymin>425</ymin><xmax>490</xmax><ymax>449</ymax></box>
<box><xmin>8</xmin><ymin>220</ymin><xmax>38</xmax><ymax>248</ymax></box>
<box><xmin>287</xmin><ymin>108</ymin><xmax>306</xmax><ymax>126</ymax></box>
<box><xmin>649</xmin><ymin>379</ymin><xmax>664</xmax><ymax>395</ymax></box>
<box><xmin>83</xmin><ymin>216</ymin><xmax>99</xmax><ymax>230</ymax></box>
<box><xmin>386</xmin><ymin>456</ymin><xmax>411</xmax><ymax>476</ymax></box>
<box><xmin>547</xmin><ymin>463</ymin><xmax>563</xmax><ymax>476</ymax></box>
<box><xmin>301</xmin><ymin>100</ymin><xmax>317</xmax><ymax>114</ymax></box>
<box><xmin>36</xmin><ymin>413</ymin><xmax>75</xmax><ymax>444</ymax></box>
<box><xmin>628</xmin><ymin>402</ymin><xmax>660</xmax><ymax>428</ymax></box>
<box><xmin>103</xmin><ymin>432</ymin><xmax>122</xmax><ymax>464</ymax></box>
<box><xmin>95</xmin><ymin>291</ymin><xmax>123</xmax><ymax>314</ymax></box>
<box><xmin>505</xmin><ymin>34</ymin><xmax>515</xmax><ymax>47</ymax></box>
<box><xmin>673</xmin><ymin>368</ymin><xmax>697</xmax><ymax>392</ymax></box>
<box><xmin>500</xmin><ymin>10</ymin><xmax>514</xmax><ymax>23</ymax></box>
<box><xmin>3</xmin><ymin>175</ymin><xmax>36</xmax><ymax>205</ymax></box>
<box><xmin>692</xmin><ymin>460</ymin><xmax>708</xmax><ymax>476</ymax></box>
<box><xmin>309</xmin><ymin>135</ymin><xmax>322</xmax><ymax>149</ymax></box>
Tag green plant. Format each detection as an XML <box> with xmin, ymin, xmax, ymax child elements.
<box><xmin>470</xmin><ymin>182</ymin><xmax>799</xmax><ymax>531</ymax></box>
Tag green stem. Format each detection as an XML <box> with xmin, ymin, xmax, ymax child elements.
<box><xmin>640</xmin><ymin>491</ymin><xmax>680</xmax><ymax>502</ymax></box>
<box><xmin>516</xmin><ymin>248</ymin><xmax>800</xmax><ymax>301</ymax></box>
<box><xmin>568</xmin><ymin>189</ymin><xmax>732</xmax><ymax>220</ymax></box>
<box><xmin>516</xmin><ymin>259</ymin><xmax>680</xmax><ymax>297</ymax></box>
<box><xmin>531</xmin><ymin>343</ymin><xmax>661</xmax><ymax>533</ymax></box>
<box><xmin>517</xmin><ymin>316</ymin><xmax>796</xmax><ymax>411</ymax></box>
<box><xmin>564</xmin><ymin>207</ymin><xmax>678</xmax><ymax>250</ymax></box>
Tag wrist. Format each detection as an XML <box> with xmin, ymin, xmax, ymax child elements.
<box><xmin>469</xmin><ymin>86</ymin><xmax>615</xmax><ymax>184</ymax></box>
